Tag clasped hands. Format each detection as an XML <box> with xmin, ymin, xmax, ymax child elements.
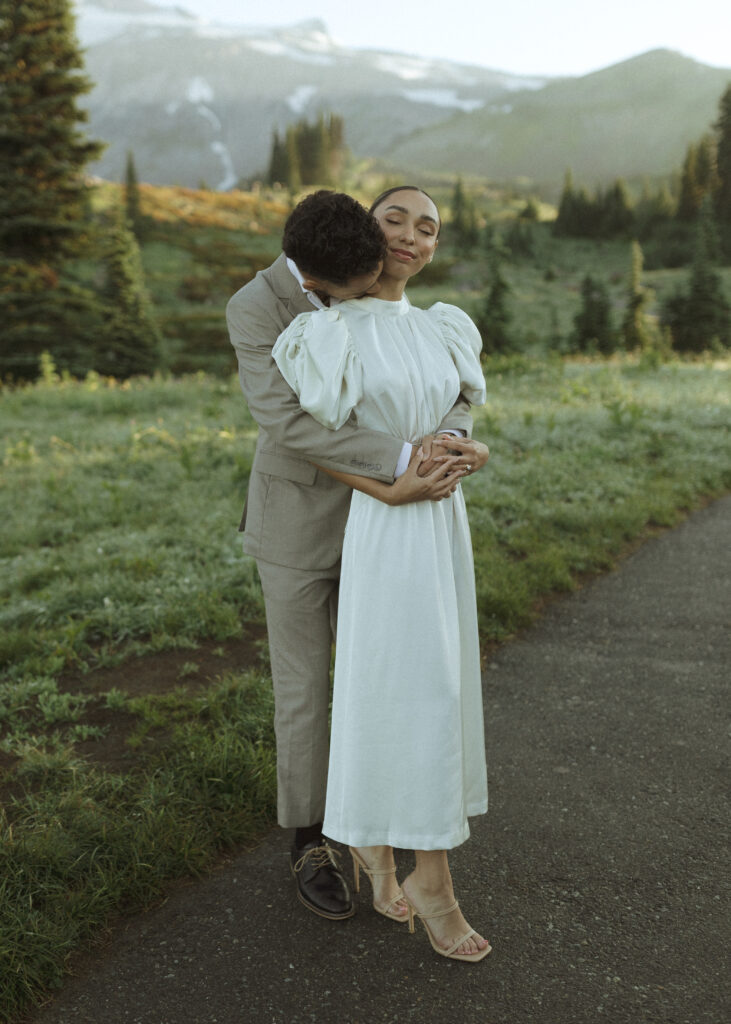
<box><xmin>387</xmin><ymin>433</ymin><xmax>490</xmax><ymax>506</ymax></box>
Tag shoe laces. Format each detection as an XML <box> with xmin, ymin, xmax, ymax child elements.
<box><xmin>292</xmin><ymin>843</ymin><xmax>340</xmax><ymax>874</ymax></box>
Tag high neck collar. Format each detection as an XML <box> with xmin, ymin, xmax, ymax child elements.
<box><xmin>341</xmin><ymin>295</ymin><xmax>410</xmax><ymax>316</ymax></box>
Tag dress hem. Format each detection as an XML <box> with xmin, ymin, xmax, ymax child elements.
<box><xmin>323</xmin><ymin>803</ymin><xmax>488</xmax><ymax>852</ymax></box>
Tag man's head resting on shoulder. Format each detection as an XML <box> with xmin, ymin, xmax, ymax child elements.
<box><xmin>283</xmin><ymin>190</ymin><xmax>386</xmax><ymax>300</ymax></box>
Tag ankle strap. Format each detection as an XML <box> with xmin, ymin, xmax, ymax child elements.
<box><xmin>417</xmin><ymin>900</ymin><xmax>459</xmax><ymax>921</ymax></box>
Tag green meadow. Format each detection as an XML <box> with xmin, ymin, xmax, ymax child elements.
<box><xmin>1</xmin><ymin>184</ymin><xmax>730</xmax><ymax>1019</ymax></box>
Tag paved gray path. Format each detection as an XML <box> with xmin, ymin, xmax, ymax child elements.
<box><xmin>26</xmin><ymin>497</ymin><xmax>730</xmax><ymax>1024</ymax></box>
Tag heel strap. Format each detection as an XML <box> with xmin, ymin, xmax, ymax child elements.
<box><xmin>350</xmin><ymin>850</ymin><xmax>397</xmax><ymax>878</ymax></box>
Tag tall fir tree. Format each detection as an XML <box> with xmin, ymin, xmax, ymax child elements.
<box><xmin>571</xmin><ymin>275</ymin><xmax>615</xmax><ymax>354</ymax></box>
<box><xmin>450</xmin><ymin>177</ymin><xmax>479</xmax><ymax>252</ymax></box>
<box><xmin>124</xmin><ymin>150</ymin><xmax>144</xmax><ymax>238</ymax></box>
<box><xmin>662</xmin><ymin>199</ymin><xmax>730</xmax><ymax>352</ymax></box>
<box><xmin>98</xmin><ymin>211</ymin><xmax>161</xmax><ymax>377</ymax></box>
<box><xmin>476</xmin><ymin>248</ymin><xmax>513</xmax><ymax>354</ymax></box>
<box><xmin>621</xmin><ymin>241</ymin><xmax>655</xmax><ymax>351</ymax></box>
<box><xmin>266</xmin><ymin>129</ymin><xmax>290</xmax><ymax>187</ymax></box>
<box><xmin>695</xmin><ymin>135</ymin><xmax>718</xmax><ymax>197</ymax></box>
<box><xmin>284</xmin><ymin>125</ymin><xmax>301</xmax><ymax>192</ymax></box>
<box><xmin>0</xmin><ymin>0</ymin><xmax>105</xmax><ymax>377</ymax></box>
<box><xmin>714</xmin><ymin>84</ymin><xmax>731</xmax><ymax>224</ymax></box>
<box><xmin>296</xmin><ymin>117</ymin><xmax>324</xmax><ymax>185</ymax></box>
<box><xmin>326</xmin><ymin>114</ymin><xmax>346</xmax><ymax>185</ymax></box>
<box><xmin>677</xmin><ymin>142</ymin><xmax>701</xmax><ymax>220</ymax></box>
<box><xmin>554</xmin><ymin>171</ymin><xmax>594</xmax><ymax>237</ymax></box>
<box><xmin>600</xmin><ymin>179</ymin><xmax>634</xmax><ymax>236</ymax></box>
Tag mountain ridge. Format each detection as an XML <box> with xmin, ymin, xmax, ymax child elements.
<box><xmin>72</xmin><ymin>2</ymin><xmax>731</xmax><ymax>191</ymax></box>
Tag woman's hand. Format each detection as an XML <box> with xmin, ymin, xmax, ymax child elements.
<box><xmin>386</xmin><ymin>449</ymin><xmax>465</xmax><ymax>506</ymax></box>
<box><xmin>428</xmin><ymin>435</ymin><xmax>490</xmax><ymax>478</ymax></box>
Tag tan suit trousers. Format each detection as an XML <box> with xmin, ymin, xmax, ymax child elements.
<box><xmin>255</xmin><ymin>557</ymin><xmax>340</xmax><ymax>828</ymax></box>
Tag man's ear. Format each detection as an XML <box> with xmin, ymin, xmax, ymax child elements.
<box><xmin>301</xmin><ymin>275</ymin><xmax>323</xmax><ymax>292</ymax></box>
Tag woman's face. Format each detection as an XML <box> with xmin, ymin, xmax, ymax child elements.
<box><xmin>371</xmin><ymin>190</ymin><xmax>439</xmax><ymax>281</ymax></box>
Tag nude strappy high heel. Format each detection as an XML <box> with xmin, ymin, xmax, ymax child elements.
<box><xmin>406</xmin><ymin>899</ymin><xmax>492</xmax><ymax>962</ymax></box>
<box><xmin>349</xmin><ymin>848</ymin><xmax>409</xmax><ymax>923</ymax></box>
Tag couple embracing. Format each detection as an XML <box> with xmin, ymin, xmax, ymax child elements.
<box><xmin>227</xmin><ymin>187</ymin><xmax>492</xmax><ymax>962</ymax></box>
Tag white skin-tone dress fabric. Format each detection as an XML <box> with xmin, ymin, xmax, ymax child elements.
<box><xmin>272</xmin><ymin>296</ymin><xmax>488</xmax><ymax>849</ymax></box>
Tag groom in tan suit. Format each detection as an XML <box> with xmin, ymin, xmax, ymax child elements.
<box><xmin>226</xmin><ymin>191</ymin><xmax>473</xmax><ymax>920</ymax></box>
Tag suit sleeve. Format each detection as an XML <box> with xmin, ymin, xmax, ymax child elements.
<box><xmin>436</xmin><ymin>393</ymin><xmax>474</xmax><ymax>438</ymax></box>
<box><xmin>226</xmin><ymin>284</ymin><xmax>404</xmax><ymax>483</ymax></box>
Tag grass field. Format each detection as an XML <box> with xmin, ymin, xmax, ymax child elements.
<box><xmin>2</xmin><ymin>178</ymin><xmax>730</xmax><ymax>1018</ymax></box>
<box><xmin>1</xmin><ymin>354</ymin><xmax>729</xmax><ymax>1019</ymax></box>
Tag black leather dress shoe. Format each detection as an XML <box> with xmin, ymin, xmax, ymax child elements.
<box><xmin>290</xmin><ymin>839</ymin><xmax>355</xmax><ymax>920</ymax></box>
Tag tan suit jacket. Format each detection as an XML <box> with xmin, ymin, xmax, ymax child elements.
<box><xmin>226</xmin><ymin>253</ymin><xmax>473</xmax><ymax>571</ymax></box>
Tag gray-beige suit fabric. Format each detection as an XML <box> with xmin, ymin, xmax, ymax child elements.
<box><xmin>226</xmin><ymin>254</ymin><xmax>472</xmax><ymax>827</ymax></box>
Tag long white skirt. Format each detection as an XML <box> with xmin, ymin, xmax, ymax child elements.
<box><xmin>322</xmin><ymin>486</ymin><xmax>488</xmax><ymax>850</ymax></box>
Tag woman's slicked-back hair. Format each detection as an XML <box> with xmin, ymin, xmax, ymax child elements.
<box><xmin>282</xmin><ymin>190</ymin><xmax>387</xmax><ymax>284</ymax></box>
<box><xmin>369</xmin><ymin>185</ymin><xmax>441</xmax><ymax>236</ymax></box>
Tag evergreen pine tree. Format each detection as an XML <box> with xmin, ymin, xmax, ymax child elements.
<box><xmin>296</xmin><ymin>118</ymin><xmax>322</xmax><ymax>185</ymax></box>
<box><xmin>570</xmin><ymin>275</ymin><xmax>615</xmax><ymax>353</ymax></box>
<box><xmin>621</xmin><ymin>241</ymin><xmax>655</xmax><ymax>351</ymax></box>
<box><xmin>266</xmin><ymin>130</ymin><xmax>289</xmax><ymax>187</ymax></box>
<box><xmin>713</xmin><ymin>84</ymin><xmax>731</xmax><ymax>223</ymax></box>
<box><xmin>124</xmin><ymin>151</ymin><xmax>144</xmax><ymax>237</ymax></box>
<box><xmin>662</xmin><ymin>199</ymin><xmax>730</xmax><ymax>352</ymax></box>
<box><xmin>600</xmin><ymin>180</ymin><xmax>634</xmax><ymax>237</ymax></box>
<box><xmin>476</xmin><ymin>249</ymin><xmax>513</xmax><ymax>354</ymax></box>
<box><xmin>450</xmin><ymin>177</ymin><xmax>478</xmax><ymax>251</ymax></box>
<box><xmin>0</xmin><ymin>0</ymin><xmax>103</xmax><ymax>260</ymax></box>
<box><xmin>316</xmin><ymin>114</ymin><xmax>331</xmax><ymax>184</ymax></box>
<box><xmin>0</xmin><ymin>0</ymin><xmax>105</xmax><ymax>378</ymax></box>
<box><xmin>695</xmin><ymin>135</ymin><xmax>718</xmax><ymax>198</ymax></box>
<box><xmin>326</xmin><ymin>114</ymin><xmax>346</xmax><ymax>185</ymax></box>
<box><xmin>677</xmin><ymin>143</ymin><xmax>701</xmax><ymax>220</ymax></box>
<box><xmin>98</xmin><ymin>212</ymin><xmax>162</xmax><ymax>377</ymax></box>
<box><xmin>284</xmin><ymin>125</ymin><xmax>301</xmax><ymax>192</ymax></box>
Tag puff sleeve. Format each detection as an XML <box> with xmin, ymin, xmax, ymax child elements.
<box><xmin>272</xmin><ymin>308</ymin><xmax>363</xmax><ymax>430</ymax></box>
<box><xmin>429</xmin><ymin>302</ymin><xmax>487</xmax><ymax>406</ymax></box>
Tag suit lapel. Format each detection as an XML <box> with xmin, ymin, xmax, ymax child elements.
<box><xmin>268</xmin><ymin>253</ymin><xmax>316</xmax><ymax>317</ymax></box>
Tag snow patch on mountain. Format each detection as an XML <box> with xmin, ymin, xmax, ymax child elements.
<box><xmin>187</xmin><ymin>77</ymin><xmax>214</xmax><ymax>104</ymax></box>
<box><xmin>211</xmin><ymin>142</ymin><xmax>237</xmax><ymax>191</ymax></box>
<box><xmin>402</xmin><ymin>89</ymin><xmax>484</xmax><ymax>112</ymax></box>
<box><xmin>287</xmin><ymin>85</ymin><xmax>318</xmax><ymax>114</ymax></box>
<box><xmin>75</xmin><ymin>1</ymin><xmax>198</xmax><ymax>45</ymax></box>
<box><xmin>247</xmin><ymin>38</ymin><xmax>335</xmax><ymax>66</ymax></box>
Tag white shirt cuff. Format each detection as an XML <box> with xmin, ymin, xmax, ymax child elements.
<box><xmin>394</xmin><ymin>442</ymin><xmax>412</xmax><ymax>479</ymax></box>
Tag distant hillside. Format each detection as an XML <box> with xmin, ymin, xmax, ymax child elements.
<box><xmin>73</xmin><ymin>3</ymin><xmax>730</xmax><ymax>191</ymax></box>
<box><xmin>394</xmin><ymin>50</ymin><xmax>731</xmax><ymax>190</ymax></box>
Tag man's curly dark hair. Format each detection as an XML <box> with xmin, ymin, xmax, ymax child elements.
<box><xmin>282</xmin><ymin>191</ymin><xmax>387</xmax><ymax>285</ymax></box>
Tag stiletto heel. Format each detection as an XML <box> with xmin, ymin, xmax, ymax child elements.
<box><xmin>403</xmin><ymin>897</ymin><xmax>491</xmax><ymax>963</ymax></box>
<box><xmin>349</xmin><ymin>848</ymin><xmax>409</xmax><ymax>923</ymax></box>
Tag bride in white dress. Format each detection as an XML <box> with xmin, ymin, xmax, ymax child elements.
<box><xmin>272</xmin><ymin>188</ymin><xmax>491</xmax><ymax>962</ymax></box>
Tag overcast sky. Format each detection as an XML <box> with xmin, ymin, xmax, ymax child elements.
<box><xmin>150</xmin><ymin>0</ymin><xmax>731</xmax><ymax>77</ymax></box>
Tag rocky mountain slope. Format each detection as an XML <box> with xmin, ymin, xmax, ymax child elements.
<box><xmin>74</xmin><ymin>1</ymin><xmax>730</xmax><ymax>191</ymax></box>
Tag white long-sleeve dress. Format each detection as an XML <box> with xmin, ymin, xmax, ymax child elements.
<box><xmin>272</xmin><ymin>295</ymin><xmax>488</xmax><ymax>850</ymax></box>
